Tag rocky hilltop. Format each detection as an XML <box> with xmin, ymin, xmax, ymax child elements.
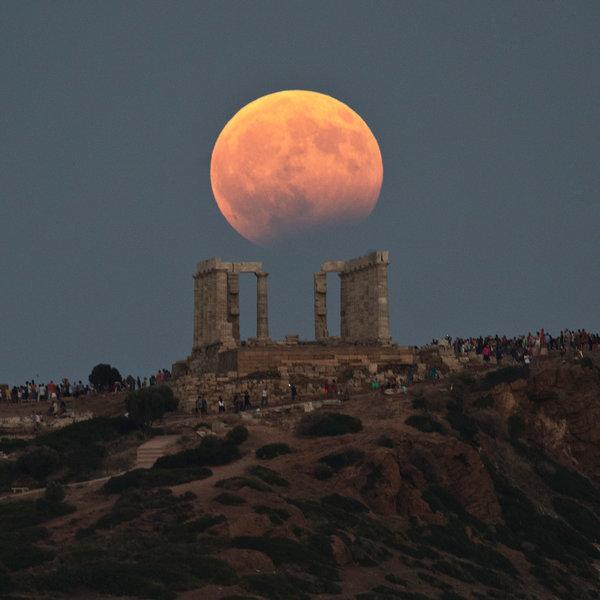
<box><xmin>1</xmin><ymin>355</ymin><xmax>600</xmax><ymax>600</ymax></box>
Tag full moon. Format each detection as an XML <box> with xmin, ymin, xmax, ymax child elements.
<box><xmin>210</xmin><ymin>90</ymin><xmax>383</xmax><ymax>245</ymax></box>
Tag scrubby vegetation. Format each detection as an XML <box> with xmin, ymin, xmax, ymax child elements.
<box><xmin>126</xmin><ymin>385</ymin><xmax>178</xmax><ymax>429</ymax></box>
<box><xmin>297</xmin><ymin>412</ymin><xmax>362</xmax><ymax>437</ymax></box>
<box><xmin>0</xmin><ymin>416</ymin><xmax>140</xmax><ymax>490</ymax></box>
<box><xmin>104</xmin><ymin>466</ymin><xmax>212</xmax><ymax>493</ymax></box>
<box><xmin>248</xmin><ymin>465</ymin><xmax>289</xmax><ymax>487</ymax></box>
<box><xmin>154</xmin><ymin>435</ymin><xmax>240</xmax><ymax>469</ymax></box>
<box><xmin>255</xmin><ymin>442</ymin><xmax>292</xmax><ymax>460</ymax></box>
<box><xmin>318</xmin><ymin>447</ymin><xmax>365</xmax><ymax>472</ymax></box>
<box><xmin>226</xmin><ymin>425</ymin><xmax>249</xmax><ymax>445</ymax></box>
<box><xmin>405</xmin><ymin>414</ymin><xmax>445</xmax><ymax>434</ymax></box>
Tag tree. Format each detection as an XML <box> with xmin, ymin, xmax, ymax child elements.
<box><xmin>89</xmin><ymin>363</ymin><xmax>122</xmax><ymax>392</ymax></box>
<box><xmin>126</xmin><ymin>385</ymin><xmax>178</xmax><ymax>429</ymax></box>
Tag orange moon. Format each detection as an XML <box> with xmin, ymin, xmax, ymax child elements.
<box><xmin>210</xmin><ymin>90</ymin><xmax>383</xmax><ymax>245</ymax></box>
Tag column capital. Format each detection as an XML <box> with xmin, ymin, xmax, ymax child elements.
<box><xmin>255</xmin><ymin>271</ymin><xmax>269</xmax><ymax>278</ymax></box>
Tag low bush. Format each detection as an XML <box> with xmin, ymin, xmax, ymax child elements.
<box><xmin>552</xmin><ymin>496</ymin><xmax>600</xmax><ymax>540</ymax></box>
<box><xmin>412</xmin><ymin>394</ymin><xmax>426</xmax><ymax>410</ymax></box>
<box><xmin>507</xmin><ymin>414</ymin><xmax>525</xmax><ymax>444</ymax></box>
<box><xmin>321</xmin><ymin>493</ymin><xmax>369</xmax><ymax>513</ymax></box>
<box><xmin>480</xmin><ymin>365</ymin><xmax>529</xmax><ymax>391</ymax></box>
<box><xmin>231</xmin><ymin>535</ymin><xmax>337</xmax><ymax>580</ymax></box>
<box><xmin>17</xmin><ymin>446</ymin><xmax>60</xmax><ymax>481</ymax></box>
<box><xmin>44</xmin><ymin>481</ymin><xmax>66</xmax><ymax>503</ymax></box>
<box><xmin>384</xmin><ymin>573</ymin><xmax>408</xmax><ymax>586</ymax></box>
<box><xmin>104</xmin><ymin>467</ymin><xmax>212</xmax><ymax>494</ymax></box>
<box><xmin>445</xmin><ymin>409</ymin><xmax>478</xmax><ymax>443</ymax></box>
<box><xmin>248</xmin><ymin>465</ymin><xmax>289</xmax><ymax>487</ymax></box>
<box><xmin>36</xmin><ymin>416</ymin><xmax>136</xmax><ymax>452</ymax></box>
<box><xmin>375</xmin><ymin>435</ymin><xmax>394</xmax><ymax>448</ymax></box>
<box><xmin>0</xmin><ymin>438</ymin><xmax>28</xmax><ymax>454</ymax></box>
<box><xmin>318</xmin><ymin>447</ymin><xmax>365</xmax><ymax>472</ymax></box>
<box><xmin>405</xmin><ymin>414</ymin><xmax>444</xmax><ymax>434</ymax></box>
<box><xmin>154</xmin><ymin>436</ymin><xmax>240</xmax><ymax>469</ymax></box>
<box><xmin>214</xmin><ymin>476</ymin><xmax>271</xmax><ymax>492</ymax></box>
<box><xmin>254</xmin><ymin>505</ymin><xmax>290</xmax><ymax>524</ymax></box>
<box><xmin>214</xmin><ymin>492</ymin><xmax>246</xmax><ymax>505</ymax></box>
<box><xmin>255</xmin><ymin>443</ymin><xmax>292</xmax><ymax>460</ymax></box>
<box><xmin>314</xmin><ymin>464</ymin><xmax>333</xmax><ymax>480</ymax></box>
<box><xmin>297</xmin><ymin>412</ymin><xmax>362</xmax><ymax>437</ymax></box>
<box><xmin>226</xmin><ymin>425</ymin><xmax>249</xmax><ymax>446</ymax></box>
<box><xmin>473</xmin><ymin>395</ymin><xmax>495</xmax><ymax>409</ymax></box>
<box><xmin>126</xmin><ymin>385</ymin><xmax>178</xmax><ymax>429</ymax></box>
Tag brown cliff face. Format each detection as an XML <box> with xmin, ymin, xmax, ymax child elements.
<box><xmin>524</xmin><ymin>363</ymin><xmax>600</xmax><ymax>477</ymax></box>
<box><xmin>5</xmin><ymin>357</ymin><xmax>600</xmax><ymax>600</ymax></box>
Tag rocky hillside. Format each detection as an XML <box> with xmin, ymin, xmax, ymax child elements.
<box><xmin>1</xmin><ymin>356</ymin><xmax>600</xmax><ymax>600</ymax></box>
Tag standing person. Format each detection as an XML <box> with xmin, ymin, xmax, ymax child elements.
<box><xmin>261</xmin><ymin>387</ymin><xmax>268</xmax><ymax>408</ymax></box>
<box><xmin>195</xmin><ymin>396</ymin><xmax>203</xmax><ymax>415</ymax></box>
<box><xmin>243</xmin><ymin>390</ymin><xmax>251</xmax><ymax>411</ymax></box>
<box><xmin>218</xmin><ymin>396</ymin><xmax>226</xmax><ymax>413</ymax></box>
<box><xmin>233</xmin><ymin>393</ymin><xmax>240</xmax><ymax>413</ymax></box>
<box><xmin>290</xmin><ymin>383</ymin><xmax>297</xmax><ymax>402</ymax></box>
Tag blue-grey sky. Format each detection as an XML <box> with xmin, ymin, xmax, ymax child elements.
<box><xmin>1</xmin><ymin>1</ymin><xmax>599</xmax><ymax>385</ymax></box>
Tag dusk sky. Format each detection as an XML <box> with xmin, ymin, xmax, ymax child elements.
<box><xmin>1</xmin><ymin>2</ymin><xmax>599</xmax><ymax>385</ymax></box>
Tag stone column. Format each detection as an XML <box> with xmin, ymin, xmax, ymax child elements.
<box><xmin>193</xmin><ymin>273</ymin><xmax>202</xmax><ymax>350</ymax></box>
<box><xmin>256</xmin><ymin>272</ymin><xmax>269</xmax><ymax>341</ymax></box>
<box><xmin>215</xmin><ymin>267</ymin><xmax>233</xmax><ymax>344</ymax></box>
<box><xmin>227</xmin><ymin>272</ymin><xmax>240</xmax><ymax>343</ymax></box>
<box><xmin>340</xmin><ymin>272</ymin><xmax>350</xmax><ymax>340</ymax></box>
<box><xmin>374</xmin><ymin>262</ymin><xmax>390</xmax><ymax>342</ymax></box>
<box><xmin>314</xmin><ymin>271</ymin><xmax>328</xmax><ymax>340</ymax></box>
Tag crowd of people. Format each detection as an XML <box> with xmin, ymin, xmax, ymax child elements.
<box><xmin>0</xmin><ymin>368</ymin><xmax>172</xmax><ymax>404</ymax></box>
<box><xmin>441</xmin><ymin>328</ymin><xmax>600</xmax><ymax>364</ymax></box>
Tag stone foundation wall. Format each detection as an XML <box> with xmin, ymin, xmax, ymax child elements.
<box><xmin>171</xmin><ymin>342</ymin><xmax>416</xmax><ymax>412</ymax></box>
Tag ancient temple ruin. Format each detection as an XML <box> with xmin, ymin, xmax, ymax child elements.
<box><xmin>172</xmin><ymin>251</ymin><xmax>414</xmax><ymax>409</ymax></box>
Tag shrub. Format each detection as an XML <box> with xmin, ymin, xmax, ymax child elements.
<box><xmin>126</xmin><ymin>385</ymin><xmax>178</xmax><ymax>429</ymax></box>
<box><xmin>0</xmin><ymin>563</ymin><xmax>13</xmax><ymax>594</ymax></box>
<box><xmin>254</xmin><ymin>505</ymin><xmax>290</xmax><ymax>525</ymax></box>
<box><xmin>314</xmin><ymin>464</ymin><xmax>333</xmax><ymax>480</ymax></box>
<box><xmin>154</xmin><ymin>435</ymin><xmax>239</xmax><ymax>469</ymax></box>
<box><xmin>89</xmin><ymin>363</ymin><xmax>122</xmax><ymax>392</ymax></box>
<box><xmin>375</xmin><ymin>435</ymin><xmax>394</xmax><ymax>448</ymax></box>
<box><xmin>104</xmin><ymin>467</ymin><xmax>212</xmax><ymax>493</ymax></box>
<box><xmin>552</xmin><ymin>496</ymin><xmax>600</xmax><ymax>540</ymax></box>
<box><xmin>255</xmin><ymin>443</ymin><xmax>292</xmax><ymax>460</ymax></box>
<box><xmin>446</xmin><ymin>410</ymin><xmax>478</xmax><ymax>443</ymax></box>
<box><xmin>321</xmin><ymin>493</ymin><xmax>369</xmax><ymax>513</ymax></box>
<box><xmin>248</xmin><ymin>465</ymin><xmax>289</xmax><ymax>487</ymax></box>
<box><xmin>318</xmin><ymin>447</ymin><xmax>365</xmax><ymax>472</ymax></box>
<box><xmin>405</xmin><ymin>415</ymin><xmax>444</xmax><ymax>434</ymax></box>
<box><xmin>17</xmin><ymin>446</ymin><xmax>60</xmax><ymax>481</ymax></box>
<box><xmin>480</xmin><ymin>365</ymin><xmax>529</xmax><ymax>391</ymax></box>
<box><xmin>215</xmin><ymin>476</ymin><xmax>271</xmax><ymax>492</ymax></box>
<box><xmin>507</xmin><ymin>414</ymin><xmax>525</xmax><ymax>444</ymax></box>
<box><xmin>214</xmin><ymin>492</ymin><xmax>246</xmax><ymax>505</ymax></box>
<box><xmin>36</xmin><ymin>416</ymin><xmax>136</xmax><ymax>452</ymax></box>
<box><xmin>44</xmin><ymin>481</ymin><xmax>66</xmax><ymax>503</ymax></box>
<box><xmin>226</xmin><ymin>425</ymin><xmax>249</xmax><ymax>446</ymax></box>
<box><xmin>231</xmin><ymin>535</ymin><xmax>337</xmax><ymax>580</ymax></box>
<box><xmin>412</xmin><ymin>394</ymin><xmax>426</xmax><ymax>410</ymax></box>
<box><xmin>0</xmin><ymin>438</ymin><xmax>29</xmax><ymax>454</ymax></box>
<box><xmin>297</xmin><ymin>412</ymin><xmax>362</xmax><ymax>437</ymax></box>
<box><xmin>473</xmin><ymin>395</ymin><xmax>495</xmax><ymax>409</ymax></box>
